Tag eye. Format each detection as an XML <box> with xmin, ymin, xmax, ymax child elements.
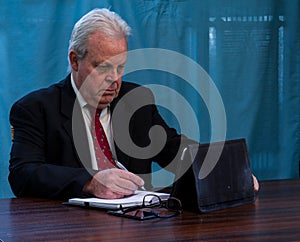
<box><xmin>95</xmin><ymin>64</ymin><xmax>111</xmax><ymax>73</ymax></box>
<box><xmin>117</xmin><ymin>65</ymin><xmax>125</xmax><ymax>74</ymax></box>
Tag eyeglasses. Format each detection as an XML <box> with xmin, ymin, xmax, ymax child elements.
<box><xmin>119</xmin><ymin>194</ymin><xmax>183</xmax><ymax>219</ymax></box>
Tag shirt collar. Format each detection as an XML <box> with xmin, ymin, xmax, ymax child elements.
<box><xmin>70</xmin><ymin>73</ymin><xmax>87</xmax><ymax>109</ymax></box>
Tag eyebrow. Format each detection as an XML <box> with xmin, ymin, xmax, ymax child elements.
<box><xmin>98</xmin><ymin>60</ymin><xmax>126</xmax><ymax>67</ymax></box>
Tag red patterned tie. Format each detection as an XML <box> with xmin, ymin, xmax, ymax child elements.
<box><xmin>90</xmin><ymin>108</ymin><xmax>116</xmax><ymax>170</ymax></box>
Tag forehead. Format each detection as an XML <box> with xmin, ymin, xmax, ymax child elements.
<box><xmin>86</xmin><ymin>31</ymin><xmax>128</xmax><ymax>62</ymax></box>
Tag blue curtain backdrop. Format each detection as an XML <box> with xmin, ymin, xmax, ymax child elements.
<box><xmin>1</xmin><ymin>0</ymin><xmax>299</xmax><ymax>198</ymax></box>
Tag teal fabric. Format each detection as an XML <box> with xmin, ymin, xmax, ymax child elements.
<box><xmin>1</xmin><ymin>0</ymin><xmax>299</xmax><ymax>198</ymax></box>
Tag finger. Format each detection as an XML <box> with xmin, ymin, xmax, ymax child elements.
<box><xmin>117</xmin><ymin>169</ymin><xmax>145</xmax><ymax>188</ymax></box>
<box><xmin>93</xmin><ymin>169</ymin><xmax>145</xmax><ymax>196</ymax></box>
<box><xmin>106</xmin><ymin>170</ymin><xmax>144</xmax><ymax>195</ymax></box>
<box><xmin>108</xmin><ymin>174</ymin><xmax>140</xmax><ymax>195</ymax></box>
<box><xmin>252</xmin><ymin>174</ymin><xmax>259</xmax><ymax>192</ymax></box>
<box><xmin>109</xmin><ymin>183</ymin><xmax>136</xmax><ymax>196</ymax></box>
<box><xmin>115</xmin><ymin>177</ymin><xmax>140</xmax><ymax>193</ymax></box>
<box><xmin>97</xmin><ymin>189</ymin><xmax>125</xmax><ymax>199</ymax></box>
<box><xmin>94</xmin><ymin>188</ymin><xmax>126</xmax><ymax>199</ymax></box>
<box><xmin>96</xmin><ymin>169</ymin><xmax>137</xmax><ymax>195</ymax></box>
<box><xmin>85</xmin><ymin>174</ymin><xmax>125</xmax><ymax>199</ymax></box>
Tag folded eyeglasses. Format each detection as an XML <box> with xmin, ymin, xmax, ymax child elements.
<box><xmin>119</xmin><ymin>194</ymin><xmax>183</xmax><ymax>219</ymax></box>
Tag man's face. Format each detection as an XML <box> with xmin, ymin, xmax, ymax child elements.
<box><xmin>71</xmin><ymin>32</ymin><xmax>128</xmax><ymax>109</ymax></box>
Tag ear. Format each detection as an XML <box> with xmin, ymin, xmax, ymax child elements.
<box><xmin>69</xmin><ymin>51</ymin><xmax>79</xmax><ymax>71</ymax></box>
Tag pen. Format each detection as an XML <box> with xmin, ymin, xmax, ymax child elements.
<box><xmin>114</xmin><ymin>160</ymin><xmax>146</xmax><ymax>191</ymax></box>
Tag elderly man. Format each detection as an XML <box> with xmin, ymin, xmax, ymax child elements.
<box><xmin>9</xmin><ymin>8</ymin><xmax>186</xmax><ymax>199</ymax></box>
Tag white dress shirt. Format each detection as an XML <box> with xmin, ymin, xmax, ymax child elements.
<box><xmin>70</xmin><ymin>74</ymin><xmax>116</xmax><ymax>170</ymax></box>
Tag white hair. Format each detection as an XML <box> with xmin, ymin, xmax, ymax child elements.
<box><xmin>68</xmin><ymin>8</ymin><xmax>131</xmax><ymax>60</ymax></box>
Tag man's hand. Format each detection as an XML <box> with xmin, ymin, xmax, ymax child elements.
<box><xmin>83</xmin><ymin>168</ymin><xmax>145</xmax><ymax>199</ymax></box>
<box><xmin>252</xmin><ymin>174</ymin><xmax>259</xmax><ymax>192</ymax></box>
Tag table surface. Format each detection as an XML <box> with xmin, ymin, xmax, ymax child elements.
<box><xmin>1</xmin><ymin>179</ymin><xmax>300</xmax><ymax>241</ymax></box>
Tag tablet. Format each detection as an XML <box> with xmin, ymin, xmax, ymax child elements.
<box><xmin>171</xmin><ymin>139</ymin><xmax>256</xmax><ymax>212</ymax></box>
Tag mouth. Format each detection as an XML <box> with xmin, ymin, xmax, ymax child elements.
<box><xmin>102</xmin><ymin>89</ymin><xmax>116</xmax><ymax>96</ymax></box>
<box><xmin>100</xmin><ymin>82</ymin><xmax>119</xmax><ymax>96</ymax></box>
<box><xmin>97</xmin><ymin>85</ymin><xmax>118</xmax><ymax>97</ymax></box>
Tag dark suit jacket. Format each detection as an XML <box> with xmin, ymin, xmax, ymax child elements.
<box><xmin>9</xmin><ymin>75</ymin><xmax>185</xmax><ymax>199</ymax></box>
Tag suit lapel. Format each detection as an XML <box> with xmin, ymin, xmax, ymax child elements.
<box><xmin>60</xmin><ymin>75</ymin><xmax>76</xmax><ymax>139</ymax></box>
<box><xmin>60</xmin><ymin>76</ymin><xmax>92</xmax><ymax>168</ymax></box>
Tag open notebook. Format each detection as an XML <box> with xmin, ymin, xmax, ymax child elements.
<box><xmin>65</xmin><ymin>190</ymin><xmax>169</xmax><ymax>210</ymax></box>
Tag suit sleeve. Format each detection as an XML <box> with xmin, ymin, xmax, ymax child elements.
<box><xmin>128</xmin><ymin>84</ymin><xmax>193</xmax><ymax>170</ymax></box>
<box><xmin>8</xmin><ymin>101</ymin><xmax>93</xmax><ymax>199</ymax></box>
<box><xmin>150</xmin><ymin>102</ymin><xmax>190</xmax><ymax>168</ymax></box>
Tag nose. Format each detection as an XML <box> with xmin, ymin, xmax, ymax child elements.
<box><xmin>106</xmin><ymin>67</ymin><xmax>120</xmax><ymax>82</ymax></box>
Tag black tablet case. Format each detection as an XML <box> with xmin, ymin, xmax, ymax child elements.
<box><xmin>171</xmin><ymin>139</ymin><xmax>256</xmax><ymax>213</ymax></box>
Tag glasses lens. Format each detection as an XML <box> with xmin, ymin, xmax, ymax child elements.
<box><xmin>143</xmin><ymin>194</ymin><xmax>161</xmax><ymax>207</ymax></box>
<box><xmin>125</xmin><ymin>208</ymin><xmax>157</xmax><ymax>219</ymax></box>
<box><xmin>166</xmin><ymin>198</ymin><xmax>182</xmax><ymax>212</ymax></box>
<box><xmin>140</xmin><ymin>195</ymin><xmax>182</xmax><ymax>218</ymax></box>
<box><xmin>150</xmin><ymin>207</ymin><xmax>179</xmax><ymax>218</ymax></box>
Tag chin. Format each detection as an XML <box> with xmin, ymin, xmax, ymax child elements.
<box><xmin>97</xmin><ymin>97</ymin><xmax>114</xmax><ymax>108</ymax></box>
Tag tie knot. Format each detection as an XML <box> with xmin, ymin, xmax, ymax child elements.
<box><xmin>95</xmin><ymin>108</ymin><xmax>101</xmax><ymax>117</ymax></box>
<box><xmin>86</xmin><ymin>105</ymin><xmax>102</xmax><ymax>120</ymax></box>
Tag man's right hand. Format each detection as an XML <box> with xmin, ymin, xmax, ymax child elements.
<box><xmin>82</xmin><ymin>168</ymin><xmax>145</xmax><ymax>199</ymax></box>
